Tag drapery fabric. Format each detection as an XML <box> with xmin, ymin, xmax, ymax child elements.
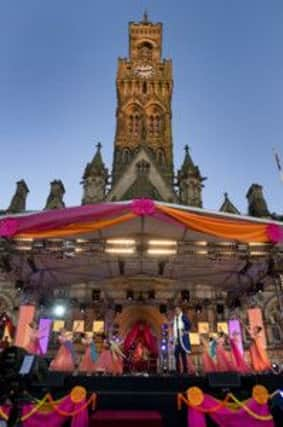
<box><xmin>187</xmin><ymin>394</ymin><xmax>274</xmax><ymax>427</ymax></box>
<box><xmin>0</xmin><ymin>199</ymin><xmax>282</xmax><ymax>243</ymax></box>
<box><xmin>178</xmin><ymin>386</ymin><xmax>274</xmax><ymax>427</ymax></box>
<box><xmin>124</xmin><ymin>322</ymin><xmax>158</xmax><ymax>355</ymax></box>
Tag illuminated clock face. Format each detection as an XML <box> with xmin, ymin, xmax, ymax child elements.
<box><xmin>134</xmin><ymin>65</ymin><xmax>154</xmax><ymax>78</ymax></box>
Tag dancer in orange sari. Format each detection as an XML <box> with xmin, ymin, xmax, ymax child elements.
<box><xmin>49</xmin><ymin>329</ymin><xmax>76</xmax><ymax>372</ymax></box>
<box><xmin>79</xmin><ymin>333</ymin><xmax>97</xmax><ymax>374</ymax></box>
<box><xmin>248</xmin><ymin>326</ymin><xmax>271</xmax><ymax>372</ymax></box>
<box><xmin>200</xmin><ymin>335</ymin><xmax>217</xmax><ymax>374</ymax></box>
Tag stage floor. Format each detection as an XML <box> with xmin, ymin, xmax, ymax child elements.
<box><xmin>30</xmin><ymin>372</ymin><xmax>283</xmax><ymax>427</ymax></box>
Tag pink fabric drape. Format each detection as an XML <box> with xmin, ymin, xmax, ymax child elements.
<box><xmin>188</xmin><ymin>395</ymin><xmax>274</xmax><ymax>427</ymax></box>
<box><xmin>0</xmin><ymin>203</ymin><xmax>131</xmax><ymax>237</ymax></box>
<box><xmin>22</xmin><ymin>396</ymin><xmax>89</xmax><ymax>427</ymax></box>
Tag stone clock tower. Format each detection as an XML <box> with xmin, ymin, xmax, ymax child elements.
<box><xmin>107</xmin><ymin>13</ymin><xmax>177</xmax><ymax>202</ymax></box>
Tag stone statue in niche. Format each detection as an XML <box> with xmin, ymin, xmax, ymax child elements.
<box><xmin>45</xmin><ymin>180</ymin><xmax>65</xmax><ymax>210</ymax></box>
<box><xmin>7</xmin><ymin>180</ymin><xmax>29</xmax><ymax>213</ymax></box>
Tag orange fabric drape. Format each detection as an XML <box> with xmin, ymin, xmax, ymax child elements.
<box><xmin>15</xmin><ymin>304</ymin><xmax>35</xmax><ymax>349</ymax></box>
<box><xmin>158</xmin><ymin>205</ymin><xmax>269</xmax><ymax>243</ymax></box>
<box><xmin>17</xmin><ymin>212</ymin><xmax>137</xmax><ymax>239</ymax></box>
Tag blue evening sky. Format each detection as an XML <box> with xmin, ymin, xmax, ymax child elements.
<box><xmin>0</xmin><ymin>0</ymin><xmax>282</xmax><ymax>214</ymax></box>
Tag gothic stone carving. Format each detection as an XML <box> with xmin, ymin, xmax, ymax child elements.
<box><xmin>7</xmin><ymin>180</ymin><xmax>29</xmax><ymax>213</ymax></box>
<box><xmin>45</xmin><ymin>180</ymin><xmax>65</xmax><ymax>210</ymax></box>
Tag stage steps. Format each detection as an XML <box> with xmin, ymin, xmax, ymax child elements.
<box><xmin>91</xmin><ymin>410</ymin><xmax>163</xmax><ymax>427</ymax></box>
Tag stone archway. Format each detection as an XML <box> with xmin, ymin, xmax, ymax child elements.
<box><xmin>115</xmin><ymin>305</ymin><xmax>167</xmax><ymax>337</ymax></box>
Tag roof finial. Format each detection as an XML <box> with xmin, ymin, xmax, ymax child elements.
<box><xmin>184</xmin><ymin>145</ymin><xmax>189</xmax><ymax>154</ymax></box>
<box><xmin>143</xmin><ymin>9</ymin><xmax>149</xmax><ymax>23</ymax></box>
<box><xmin>96</xmin><ymin>142</ymin><xmax>102</xmax><ymax>151</ymax></box>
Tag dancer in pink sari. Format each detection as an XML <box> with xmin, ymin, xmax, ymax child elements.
<box><xmin>79</xmin><ymin>333</ymin><xmax>97</xmax><ymax>374</ymax></box>
<box><xmin>95</xmin><ymin>336</ymin><xmax>125</xmax><ymax>375</ymax></box>
<box><xmin>25</xmin><ymin>321</ymin><xmax>44</xmax><ymax>356</ymax></box>
<box><xmin>49</xmin><ymin>329</ymin><xmax>76</xmax><ymax>372</ymax></box>
<box><xmin>229</xmin><ymin>331</ymin><xmax>251</xmax><ymax>374</ymax></box>
<box><xmin>216</xmin><ymin>332</ymin><xmax>235</xmax><ymax>372</ymax></box>
<box><xmin>248</xmin><ymin>326</ymin><xmax>271</xmax><ymax>372</ymax></box>
<box><xmin>200</xmin><ymin>335</ymin><xmax>217</xmax><ymax>374</ymax></box>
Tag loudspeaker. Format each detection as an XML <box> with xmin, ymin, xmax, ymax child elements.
<box><xmin>159</xmin><ymin>304</ymin><xmax>167</xmax><ymax>314</ymax></box>
<box><xmin>208</xmin><ymin>372</ymin><xmax>241</xmax><ymax>388</ymax></box>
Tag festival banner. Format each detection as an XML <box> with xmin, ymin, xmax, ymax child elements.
<box><xmin>14</xmin><ymin>304</ymin><xmax>35</xmax><ymax>349</ymax></box>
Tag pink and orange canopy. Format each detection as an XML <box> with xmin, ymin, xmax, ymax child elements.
<box><xmin>0</xmin><ymin>199</ymin><xmax>282</xmax><ymax>243</ymax></box>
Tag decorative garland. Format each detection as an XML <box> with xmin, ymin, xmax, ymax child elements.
<box><xmin>177</xmin><ymin>385</ymin><xmax>274</xmax><ymax>422</ymax></box>
<box><xmin>0</xmin><ymin>386</ymin><xmax>96</xmax><ymax>422</ymax></box>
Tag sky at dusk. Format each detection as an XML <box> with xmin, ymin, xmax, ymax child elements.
<box><xmin>0</xmin><ymin>0</ymin><xmax>282</xmax><ymax>214</ymax></box>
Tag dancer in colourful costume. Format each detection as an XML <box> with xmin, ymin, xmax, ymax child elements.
<box><xmin>79</xmin><ymin>333</ymin><xmax>97</xmax><ymax>374</ymax></box>
<box><xmin>247</xmin><ymin>325</ymin><xmax>271</xmax><ymax>372</ymax></box>
<box><xmin>49</xmin><ymin>329</ymin><xmax>77</xmax><ymax>372</ymax></box>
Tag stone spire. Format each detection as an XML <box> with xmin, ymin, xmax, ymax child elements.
<box><xmin>246</xmin><ymin>183</ymin><xmax>270</xmax><ymax>218</ymax></box>
<box><xmin>44</xmin><ymin>180</ymin><xmax>65</xmax><ymax>210</ymax></box>
<box><xmin>219</xmin><ymin>193</ymin><xmax>240</xmax><ymax>215</ymax></box>
<box><xmin>177</xmin><ymin>146</ymin><xmax>206</xmax><ymax>208</ymax></box>
<box><xmin>81</xmin><ymin>143</ymin><xmax>108</xmax><ymax>205</ymax></box>
<box><xmin>7</xmin><ymin>180</ymin><xmax>29</xmax><ymax>213</ymax></box>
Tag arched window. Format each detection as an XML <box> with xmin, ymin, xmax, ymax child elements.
<box><xmin>138</xmin><ymin>42</ymin><xmax>153</xmax><ymax>61</ymax></box>
<box><xmin>127</xmin><ymin>106</ymin><xmax>142</xmax><ymax>137</ymax></box>
<box><xmin>122</xmin><ymin>148</ymin><xmax>131</xmax><ymax>164</ymax></box>
<box><xmin>157</xmin><ymin>148</ymin><xmax>165</xmax><ymax>165</ymax></box>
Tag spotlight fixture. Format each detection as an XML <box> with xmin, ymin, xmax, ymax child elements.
<box><xmin>1</xmin><ymin>255</ymin><xmax>12</xmax><ymax>273</ymax></box>
<box><xmin>126</xmin><ymin>290</ymin><xmax>134</xmax><ymax>301</ymax></box>
<box><xmin>53</xmin><ymin>303</ymin><xmax>66</xmax><ymax>317</ymax></box>
<box><xmin>159</xmin><ymin>304</ymin><xmax>167</xmax><ymax>314</ymax></box>
<box><xmin>15</xmin><ymin>280</ymin><xmax>24</xmax><ymax>292</ymax></box>
<box><xmin>148</xmin><ymin>290</ymin><xmax>155</xmax><ymax>300</ymax></box>
<box><xmin>216</xmin><ymin>303</ymin><xmax>224</xmax><ymax>314</ymax></box>
<box><xmin>181</xmin><ymin>290</ymin><xmax>190</xmax><ymax>303</ymax></box>
<box><xmin>255</xmin><ymin>282</ymin><xmax>264</xmax><ymax>293</ymax></box>
<box><xmin>92</xmin><ymin>289</ymin><xmax>101</xmax><ymax>301</ymax></box>
<box><xmin>80</xmin><ymin>303</ymin><xmax>86</xmax><ymax>313</ymax></box>
<box><xmin>115</xmin><ymin>304</ymin><xmax>123</xmax><ymax>314</ymax></box>
<box><xmin>195</xmin><ymin>304</ymin><xmax>202</xmax><ymax>314</ymax></box>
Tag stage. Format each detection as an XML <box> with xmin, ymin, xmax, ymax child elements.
<box><xmin>29</xmin><ymin>372</ymin><xmax>283</xmax><ymax>427</ymax></box>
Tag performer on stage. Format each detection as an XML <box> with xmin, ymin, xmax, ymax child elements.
<box><xmin>49</xmin><ymin>329</ymin><xmax>77</xmax><ymax>372</ymax></box>
<box><xmin>173</xmin><ymin>306</ymin><xmax>191</xmax><ymax>374</ymax></box>
<box><xmin>95</xmin><ymin>334</ymin><xmax>126</xmax><ymax>375</ymax></box>
<box><xmin>247</xmin><ymin>325</ymin><xmax>271</xmax><ymax>372</ymax></box>
<box><xmin>200</xmin><ymin>335</ymin><xmax>217</xmax><ymax>374</ymax></box>
<box><xmin>25</xmin><ymin>321</ymin><xmax>45</xmax><ymax>356</ymax></box>
<box><xmin>215</xmin><ymin>331</ymin><xmax>235</xmax><ymax>372</ymax></box>
<box><xmin>79</xmin><ymin>333</ymin><xmax>97</xmax><ymax>374</ymax></box>
<box><xmin>229</xmin><ymin>331</ymin><xmax>251</xmax><ymax>374</ymax></box>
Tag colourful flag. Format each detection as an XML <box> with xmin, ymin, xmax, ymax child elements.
<box><xmin>273</xmin><ymin>148</ymin><xmax>283</xmax><ymax>181</ymax></box>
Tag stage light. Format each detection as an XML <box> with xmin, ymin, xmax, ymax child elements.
<box><xmin>255</xmin><ymin>282</ymin><xmax>264</xmax><ymax>293</ymax></box>
<box><xmin>216</xmin><ymin>303</ymin><xmax>224</xmax><ymax>314</ymax></box>
<box><xmin>15</xmin><ymin>280</ymin><xmax>24</xmax><ymax>292</ymax></box>
<box><xmin>53</xmin><ymin>304</ymin><xmax>66</xmax><ymax>317</ymax></box>
<box><xmin>92</xmin><ymin>289</ymin><xmax>101</xmax><ymax>301</ymax></box>
<box><xmin>148</xmin><ymin>290</ymin><xmax>155</xmax><ymax>299</ymax></box>
<box><xmin>181</xmin><ymin>289</ymin><xmax>190</xmax><ymax>303</ymax></box>
<box><xmin>105</xmin><ymin>247</ymin><xmax>135</xmax><ymax>254</ymax></box>
<box><xmin>148</xmin><ymin>240</ymin><xmax>177</xmax><ymax>246</ymax></box>
<box><xmin>159</xmin><ymin>304</ymin><xmax>167</xmax><ymax>314</ymax></box>
<box><xmin>115</xmin><ymin>304</ymin><xmax>123</xmax><ymax>313</ymax></box>
<box><xmin>126</xmin><ymin>290</ymin><xmax>134</xmax><ymax>301</ymax></box>
<box><xmin>106</xmin><ymin>239</ymin><xmax>136</xmax><ymax>245</ymax></box>
<box><xmin>147</xmin><ymin>248</ymin><xmax>176</xmax><ymax>255</ymax></box>
<box><xmin>195</xmin><ymin>304</ymin><xmax>202</xmax><ymax>314</ymax></box>
<box><xmin>161</xmin><ymin>344</ymin><xmax>167</xmax><ymax>351</ymax></box>
<box><xmin>80</xmin><ymin>303</ymin><xmax>86</xmax><ymax>313</ymax></box>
